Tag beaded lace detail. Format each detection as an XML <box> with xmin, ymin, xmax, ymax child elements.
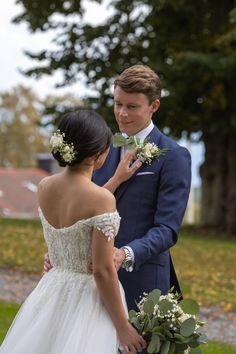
<box><xmin>38</xmin><ymin>208</ymin><xmax>121</xmax><ymax>274</ymax></box>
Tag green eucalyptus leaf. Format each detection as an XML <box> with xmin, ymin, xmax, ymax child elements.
<box><xmin>189</xmin><ymin>339</ymin><xmax>200</xmax><ymax>348</ymax></box>
<box><xmin>174</xmin><ymin>342</ymin><xmax>188</xmax><ymax>352</ymax></box>
<box><xmin>168</xmin><ymin>342</ymin><xmax>175</xmax><ymax>354</ymax></box>
<box><xmin>160</xmin><ymin>341</ymin><xmax>170</xmax><ymax>354</ymax></box>
<box><xmin>128</xmin><ymin>310</ymin><xmax>137</xmax><ymax>319</ymax></box>
<box><xmin>152</xmin><ymin>326</ymin><xmax>166</xmax><ymax>340</ymax></box>
<box><xmin>147</xmin><ymin>339</ymin><xmax>156</xmax><ymax>354</ymax></box>
<box><xmin>159</xmin><ymin>299</ymin><xmax>174</xmax><ymax>315</ymax></box>
<box><xmin>180</xmin><ymin>317</ymin><xmax>196</xmax><ymax>337</ymax></box>
<box><xmin>174</xmin><ymin>333</ymin><xmax>189</xmax><ymax>343</ymax></box>
<box><xmin>180</xmin><ymin>299</ymin><xmax>200</xmax><ymax>315</ymax></box>
<box><xmin>148</xmin><ymin>289</ymin><xmax>162</xmax><ymax>303</ymax></box>
<box><xmin>147</xmin><ymin>334</ymin><xmax>160</xmax><ymax>353</ymax></box>
<box><xmin>143</xmin><ymin>299</ymin><xmax>155</xmax><ymax>316</ymax></box>
<box><xmin>130</xmin><ymin>317</ymin><xmax>142</xmax><ymax>331</ymax></box>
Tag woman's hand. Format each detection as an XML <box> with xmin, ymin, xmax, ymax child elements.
<box><xmin>114</xmin><ymin>149</ymin><xmax>142</xmax><ymax>185</ymax></box>
<box><xmin>118</xmin><ymin>322</ymin><xmax>146</xmax><ymax>354</ymax></box>
<box><xmin>104</xmin><ymin>149</ymin><xmax>142</xmax><ymax>193</ymax></box>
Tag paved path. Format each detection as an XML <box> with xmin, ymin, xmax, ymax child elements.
<box><xmin>1</xmin><ymin>269</ymin><xmax>236</xmax><ymax>346</ymax></box>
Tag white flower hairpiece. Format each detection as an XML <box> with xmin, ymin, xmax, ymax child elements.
<box><xmin>49</xmin><ymin>129</ymin><xmax>76</xmax><ymax>163</ymax></box>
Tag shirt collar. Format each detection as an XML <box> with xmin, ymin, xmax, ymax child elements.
<box><xmin>136</xmin><ymin>121</ymin><xmax>154</xmax><ymax>142</ymax></box>
<box><xmin>122</xmin><ymin>121</ymin><xmax>154</xmax><ymax>143</ymax></box>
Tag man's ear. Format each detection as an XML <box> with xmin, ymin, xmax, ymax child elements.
<box><xmin>150</xmin><ymin>99</ymin><xmax>160</xmax><ymax>113</ymax></box>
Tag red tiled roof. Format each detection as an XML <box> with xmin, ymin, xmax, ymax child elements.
<box><xmin>0</xmin><ymin>168</ymin><xmax>49</xmax><ymax>218</ymax></box>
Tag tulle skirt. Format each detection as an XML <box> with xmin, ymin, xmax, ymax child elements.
<box><xmin>0</xmin><ymin>268</ymin><xmax>126</xmax><ymax>354</ymax></box>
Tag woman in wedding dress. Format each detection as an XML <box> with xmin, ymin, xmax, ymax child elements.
<box><xmin>0</xmin><ymin>110</ymin><xmax>145</xmax><ymax>354</ymax></box>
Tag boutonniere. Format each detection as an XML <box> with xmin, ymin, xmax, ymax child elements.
<box><xmin>137</xmin><ymin>139</ymin><xmax>168</xmax><ymax>165</ymax></box>
<box><xmin>113</xmin><ymin>133</ymin><xmax>168</xmax><ymax>165</ymax></box>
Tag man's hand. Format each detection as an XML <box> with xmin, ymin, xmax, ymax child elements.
<box><xmin>113</xmin><ymin>247</ymin><xmax>126</xmax><ymax>271</ymax></box>
<box><xmin>43</xmin><ymin>253</ymin><xmax>53</xmax><ymax>273</ymax></box>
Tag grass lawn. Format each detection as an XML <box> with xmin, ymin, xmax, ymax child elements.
<box><xmin>172</xmin><ymin>229</ymin><xmax>236</xmax><ymax>311</ymax></box>
<box><xmin>0</xmin><ymin>218</ymin><xmax>46</xmax><ymax>273</ymax></box>
<box><xmin>0</xmin><ymin>301</ymin><xmax>236</xmax><ymax>353</ymax></box>
<box><xmin>0</xmin><ymin>218</ymin><xmax>236</xmax><ymax>311</ymax></box>
<box><xmin>0</xmin><ymin>301</ymin><xmax>20</xmax><ymax>343</ymax></box>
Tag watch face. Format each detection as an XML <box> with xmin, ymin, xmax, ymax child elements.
<box><xmin>124</xmin><ymin>259</ymin><xmax>132</xmax><ymax>268</ymax></box>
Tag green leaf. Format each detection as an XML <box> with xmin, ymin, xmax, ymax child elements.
<box><xmin>128</xmin><ymin>309</ymin><xmax>136</xmax><ymax>319</ymax></box>
<box><xmin>129</xmin><ymin>317</ymin><xmax>142</xmax><ymax>331</ymax></box>
<box><xmin>160</xmin><ymin>341</ymin><xmax>170</xmax><ymax>354</ymax></box>
<box><xmin>180</xmin><ymin>299</ymin><xmax>200</xmax><ymax>315</ymax></box>
<box><xmin>174</xmin><ymin>342</ymin><xmax>188</xmax><ymax>352</ymax></box>
<box><xmin>158</xmin><ymin>299</ymin><xmax>174</xmax><ymax>315</ymax></box>
<box><xmin>180</xmin><ymin>317</ymin><xmax>196</xmax><ymax>337</ymax></box>
<box><xmin>174</xmin><ymin>333</ymin><xmax>189</xmax><ymax>343</ymax></box>
<box><xmin>168</xmin><ymin>342</ymin><xmax>175</xmax><ymax>354</ymax></box>
<box><xmin>143</xmin><ymin>299</ymin><xmax>155</xmax><ymax>316</ymax></box>
<box><xmin>147</xmin><ymin>334</ymin><xmax>160</xmax><ymax>353</ymax></box>
<box><xmin>148</xmin><ymin>289</ymin><xmax>162</xmax><ymax>303</ymax></box>
<box><xmin>152</xmin><ymin>326</ymin><xmax>166</xmax><ymax>340</ymax></box>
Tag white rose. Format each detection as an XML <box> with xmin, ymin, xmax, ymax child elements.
<box><xmin>143</xmin><ymin>143</ymin><xmax>153</xmax><ymax>157</ymax></box>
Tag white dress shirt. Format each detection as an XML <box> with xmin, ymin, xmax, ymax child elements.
<box><xmin>120</xmin><ymin>121</ymin><xmax>154</xmax><ymax>159</ymax></box>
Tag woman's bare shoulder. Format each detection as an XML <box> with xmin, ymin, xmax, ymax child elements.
<box><xmin>90</xmin><ymin>184</ymin><xmax>116</xmax><ymax>214</ymax></box>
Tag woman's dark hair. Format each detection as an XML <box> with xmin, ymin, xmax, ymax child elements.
<box><xmin>52</xmin><ymin>110</ymin><xmax>112</xmax><ymax>167</ymax></box>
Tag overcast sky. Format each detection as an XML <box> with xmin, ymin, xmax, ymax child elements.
<box><xmin>0</xmin><ymin>0</ymin><xmax>204</xmax><ymax>187</ymax></box>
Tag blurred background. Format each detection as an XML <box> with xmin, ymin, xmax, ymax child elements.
<box><xmin>0</xmin><ymin>0</ymin><xmax>211</xmax><ymax>225</ymax></box>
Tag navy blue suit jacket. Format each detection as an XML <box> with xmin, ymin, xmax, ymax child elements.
<box><xmin>93</xmin><ymin>126</ymin><xmax>191</xmax><ymax>311</ymax></box>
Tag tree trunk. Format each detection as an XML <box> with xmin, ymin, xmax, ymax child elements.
<box><xmin>200</xmin><ymin>134</ymin><xmax>227</xmax><ymax>228</ymax></box>
<box><xmin>226</xmin><ymin>135</ymin><xmax>236</xmax><ymax>233</ymax></box>
<box><xmin>200</xmin><ymin>133</ymin><xmax>236</xmax><ymax>234</ymax></box>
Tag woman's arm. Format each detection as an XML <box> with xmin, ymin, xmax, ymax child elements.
<box><xmin>92</xmin><ymin>193</ymin><xmax>145</xmax><ymax>353</ymax></box>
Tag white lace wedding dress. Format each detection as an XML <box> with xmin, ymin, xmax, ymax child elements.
<box><xmin>0</xmin><ymin>208</ymin><xmax>127</xmax><ymax>354</ymax></box>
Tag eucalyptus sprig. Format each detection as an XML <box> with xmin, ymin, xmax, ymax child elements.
<box><xmin>129</xmin><ymin>288</ymin><xmax>207</xmax><ymax>354</ymax></box>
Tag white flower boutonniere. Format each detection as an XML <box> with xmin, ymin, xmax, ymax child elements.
<box><xmin>113</xmin><ymin>133</ymin><xmax>168</xmax><ymax>165</ymax></box>
<box><xmin>49</xmin><ymin>130</ymin><xmax>76</xmax><ymax>163</ymax></box>
<box><xmin>137</xmin><ymin>140</ymin><xmax>168</xmax><ymax>165</ymax></box>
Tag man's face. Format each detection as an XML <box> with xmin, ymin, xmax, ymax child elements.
<box><xmin>114</xmin><ymin>86</ymin><xmax>160</xmax><ymax>136</ymax></box>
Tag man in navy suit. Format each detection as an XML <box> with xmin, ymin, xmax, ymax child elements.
<box><xmin>94</xmin><ymin>64</ymin><xmax>191</xmax><ymax>312</ymax></box>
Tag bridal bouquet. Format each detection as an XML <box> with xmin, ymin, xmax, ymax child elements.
<box><xmin>129</xmin><ymin>288</ymin><xmax>207</xmax><ymax>354</ymax></box>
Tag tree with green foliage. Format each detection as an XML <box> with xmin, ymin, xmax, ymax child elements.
<box><xmin>13</xmin><ymin>0</ymin><xmax>236</xmax><ymax>233</ymax></box>
<box><xmin>0</xmin><ymin>86</ymin><xmax>48</xmax><ymax>167</ymax></box>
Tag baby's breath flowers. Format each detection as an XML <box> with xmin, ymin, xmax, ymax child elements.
<box><xmin>129</xmin><ymin>288</ymin><xmax>207</xmax><ymax>354</ymax></box>
<box><xmin>50</xmin><ymin>130</ymin><xmax>76</xmax><ymax>163</ymax></box>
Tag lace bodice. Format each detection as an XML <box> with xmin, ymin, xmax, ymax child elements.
<box><xmin>38</xmin><ymin>208</ymin><xmax>121</xmax><ymax>273</ymax></box>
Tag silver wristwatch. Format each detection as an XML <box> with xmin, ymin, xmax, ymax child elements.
<box><xmin>122</xmin><ymin>247</ymin><xmax>133</xmax><ymax>271</ymax></box>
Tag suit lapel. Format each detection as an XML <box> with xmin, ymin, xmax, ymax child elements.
<box><xmin>107</xmin><ymin>146</ymin><xmax>121</xmax><ymax>179</ymax></box>
<box><xmin>115</xmin><ymin>126</ymin><xmax>162</xmax><ymax>202</ymax></box>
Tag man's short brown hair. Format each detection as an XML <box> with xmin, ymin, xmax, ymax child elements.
<box><xmin>114</xmin><ymin>65</ymin><xmax>161</xmax><ymax>103</ymax></box>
